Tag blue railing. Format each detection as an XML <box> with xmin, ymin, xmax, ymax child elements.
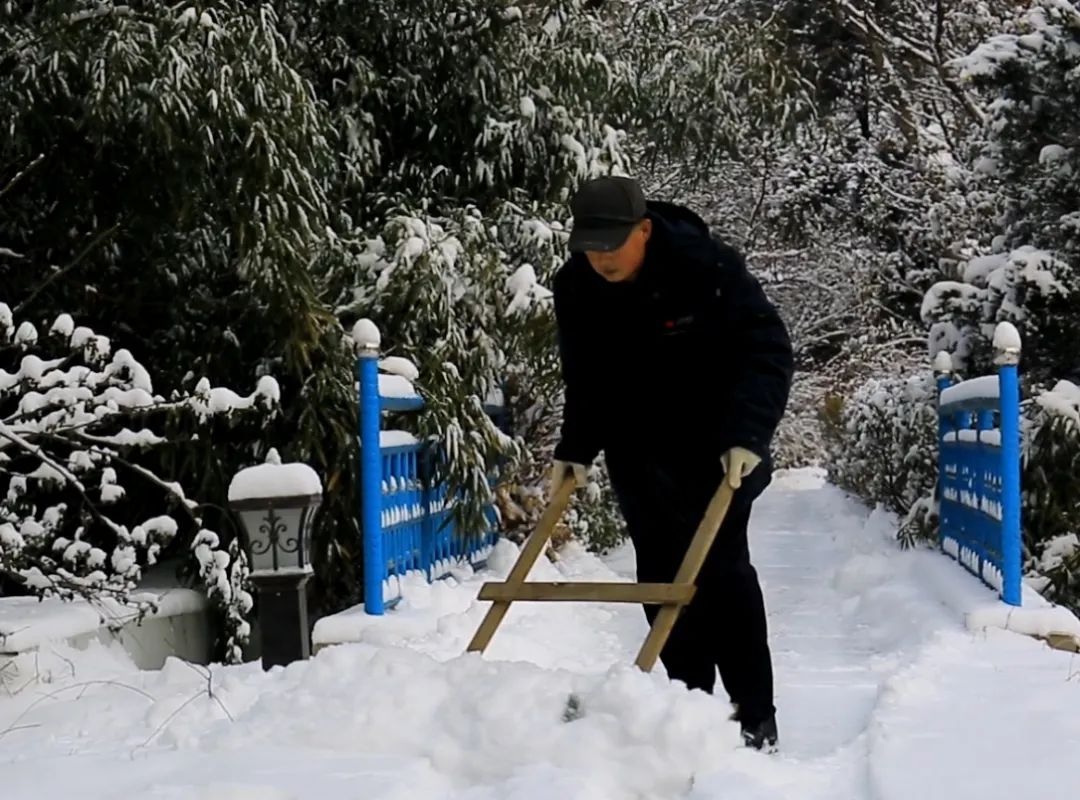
<box><xmin>933</xmin><ymin>322</ymin><xmax>1023</xmax><ymax>606</ymax></box>
<box><xmin>355</xmin><ymin>329</ymin><xmax>501</xmax><ymax>615</ymax></box>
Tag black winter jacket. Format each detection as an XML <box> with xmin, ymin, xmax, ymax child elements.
<box><xmin>552</xmin><ymin>201</ymin><xmax>794</xmax><ymax>467</ymax></box>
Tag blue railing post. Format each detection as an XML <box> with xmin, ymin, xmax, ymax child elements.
<box><xmin>355</xmin><ymin>320</ymin><xmax>385</xmax><ymax>615</ymax></box>
<box><xmin>933</xmin><ymin>351</ymin><xmax>954</xmax><ymax>509</ymax></box>
<box><xmin>419</xmin><ymin>445</ymin><xmax>435</xmax><ymax>580</ymax></box>
<box><xmin>994</xmin><ymin>322</ymin><xmax>1022</xmax><ymax>607</ymax></box>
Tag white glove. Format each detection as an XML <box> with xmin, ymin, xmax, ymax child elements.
<box><xmin>550</xmin><ymin>459</ymin><xmax>588</xmax><ymax>497</ymax></box>
<box><xmin>720</xmin><ymin>447</ymin><xmax>761</xmax><ymax>489</ymax></box>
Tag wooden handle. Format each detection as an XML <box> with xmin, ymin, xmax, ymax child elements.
<box><xmin>465</xmin><ymin>478</ymin><xmax>576</xmax><ymax>654</ymax></box>
<box><xmin>634</xmin><ymin>480</ymin><xmax>735</xmax><ymax>672</ymax></box>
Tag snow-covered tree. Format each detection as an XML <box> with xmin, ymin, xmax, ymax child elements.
<box><xmin>922</xmin><ymin>0</ymin><xmax>1080</xmax><ymax>383</ymax></box>
<box><xmin>0</xmin><ymin>302</ymin><xmax>274</xmax><ymax>662</ymax></box>
<box><xmin>1</xmin><ymin>1</ymin><xmax>359</xmax><ymax>632</ymax></box>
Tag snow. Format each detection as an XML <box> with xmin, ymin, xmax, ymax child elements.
<box><xmin>108</xmin><ymin>348</ymin><xmax>154</xmax><ymax>393</ymax></box>
<box><xmin>1009</xmin><ymin>246</ymin><xmax>1068</xmax><ymax>296</ymax></box>
<box><xmin>1036</xmin><ymin>533</ymin><xmax>1079</xmax><ymax>572</ymax></box>
<box><xmin>378</xmin><ymin>373</ymin><xmax>419</xmax><ymax>399</ymax></box>
<box><xmin>379</xmin><ymin>355</ymin><xmax>419</xmax><ymax>382</ymax></box>
<box><xmin>915</xmin><ymin>539</ymin><xmax>1080</xmax><ymax>641</ymax></box>
<box><xmin>920</xmin><ymin>280</ymin><xmax>980</xmax><ymax>321</ymax></box>
<box><xmin>942</xmin><ymin>428</ymin><xmax>1001</xmax><ymax>446</ymax></box>
<box><xmin>3</xmin><ymin>469</ymin><xmax>1078</xmax><ymax>798</ymax></box>
<box><xmin>190</xmin><ymin>375</ymin><xmax>280</xmax><ymax>419</ymax></box>
<box><xmin>0</xmin><ymin>588</ymin><xmax>207</xmax><ymax>654</ymax></box>
<box><xmin>962</xmin><ymin>252</ymin><xmax>1006</xmax><ymax>284</ymax></box>
<box><xmin>93</xmin><ymin>427</ymin><xmax>167</xmax><ymax>448</ymax></box>
<box><xmin>14</xmin><ymin>320</ymin><xmax>38</xmax><ymax>346</ymax></box>
<box><xmin>379</xmin><ymin>430</ymin><xmax>419</xmax><ymax>448</ymax></box>
<box><xmin>992</xmin><ymin>320</ymin><xmax>1022</xmax><ymax>352</ymax></box>
<box><xmin>938</xmin><ymin>374</ymin><xmax>1000</xmax><ymax>406</ymax></box>
<box><xmin>228</xmin><ymin>451</ymin><xmax>322</xmax><ymax>502</ymax></box>
<box><xmin>506</xmin><ymin>263</ymin><xmax>552</xmax><ymax>315</ymax></box>
<box><xmin>1039</xmin><ymin>144</ymin><xmax>1068</xmax><ymax>165</ymax></box>
<box><xmin>0</xmin><ymin>301</ymin><xmax>12</xmax><ymax>338</ymax></box>
<box><xmin>953</xmin><ymin>29</ymin><xmax>1027</xmax><ymax>79</ymax></box>
<box><xmin>352</xmin><ymin>318</ymin><xmax>381</xmax><ymax>350</ymax></box>
<box><xmin>1035</xmin><ymin>379</ymin><xmax>1080</xmax><ymax>423</ymax></box>
<box><xmin>485</xmin><ymin>382</ymin><xmax>505</xmax><ymax>408</ymax></box>
<box><xmin>50</xmin><ymin>313</ymin><xmax>75</xmax><ymax>338</ymax></box>
<box><xmin>932</xmin><ymin>350</ymin><xmax>952</xmax><ymax>373</ymax></box>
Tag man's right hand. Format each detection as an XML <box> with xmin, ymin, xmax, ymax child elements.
<box><xmin>550</xmin><ymin>459</ymin><xmax>588</xmax><ymax>498</ymax></box>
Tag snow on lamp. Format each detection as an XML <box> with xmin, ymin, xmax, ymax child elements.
<box><xmin>228</xmin><ymin>448</ymin><xmax>322</xmax><ymax>669</ymax></box>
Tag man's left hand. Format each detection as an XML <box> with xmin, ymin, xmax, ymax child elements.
<box><xmin>720</xmin><ymin>447</ymin><xmax>761</xmax><ymax>489</ymax></box>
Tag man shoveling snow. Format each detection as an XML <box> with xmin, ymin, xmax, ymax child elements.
<box><xmin>548</xmin><ymin>175</ymin><xmax>794</xmax><ymax>751</ymax></box>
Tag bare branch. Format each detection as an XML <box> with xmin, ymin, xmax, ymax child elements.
<box><xmin>0</xmin><ymin>153</ymin><xmax>45</xmax><ymax>201</ymax></box>
<box><xmin>15</xmin><ymin>223</ymin><xmax>123</xmax><ymax>316</ymax></box>
<box><xmin>0</xmin><ymin>680</ymin><xmax>153</xmax><ymax>739</ymax></box>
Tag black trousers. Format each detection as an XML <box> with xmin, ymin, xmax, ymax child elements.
<box><xmin>606</xmin><ymin>449</ymin><xmax>775</xmax><ymax>726</ymax></box>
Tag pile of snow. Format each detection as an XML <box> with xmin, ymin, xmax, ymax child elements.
<box><xmin>227</xmin><ymin>448</ymin><xmax>322</xmax><ymax>502</ymax></box>
<box><xmin>377</xmin><ymin>373</ymin><xmax>419</xmax><ymax>399</ymax></box>
<box><xmin>379</xmin><ymin>355</ymin><xmax>419</xmax><ymax>382</ymax></box>
<box><xmin>351</xmin><ymin>318</ymin><xmax>381</xmax><ymax>350</ymax></box>
<box><xmin>505</xmin><ymin>264</ymin><xmax>552</xmax><ymax>316</ymax></box>
<box><xmin>938</xmin><ymin>374</ymin><xmax>1000</xmax><ymax>407</ymax></box>
<box><xmin>0</xmin><ymin>540</ymin><xmax>756</xmax><ymax>799</ymax></box>
<box><xmin>1035</xmin><ymin>379</ymin><xmax>1080</xmax><ymax>426</ymax></box>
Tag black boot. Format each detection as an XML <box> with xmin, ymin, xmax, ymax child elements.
<box><xmin>740</xmin><ymin>714</ymin><xmax>778</xmax><ymax>753</ymax></box>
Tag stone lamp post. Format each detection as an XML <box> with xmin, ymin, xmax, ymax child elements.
<box><xmin>228</xmin><ymin>448</ymin><xmax>322</xmax><ymax>669</ymax></box>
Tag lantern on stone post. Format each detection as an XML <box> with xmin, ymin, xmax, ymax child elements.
<box><xmin>228</xmin><ymin>448</ymin><xmax>322</xmax><ymax>669</ymax></box>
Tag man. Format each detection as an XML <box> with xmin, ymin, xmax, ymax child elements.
<box><xmin>548</xmin><ymin>175</ymin><xmax>793</xmax><ymax>752</ymax></box>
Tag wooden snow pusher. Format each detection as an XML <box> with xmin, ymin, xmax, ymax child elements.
<box><xmin>465</xmin><ymin>478</ymin><xmax>735</xmax><ymax>672</ymax></box>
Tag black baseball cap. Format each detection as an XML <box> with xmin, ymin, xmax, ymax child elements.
<box><xmin>567</xmin><ymin>176</ymin><xmax>647</xmax><ymax>252</ymax></box>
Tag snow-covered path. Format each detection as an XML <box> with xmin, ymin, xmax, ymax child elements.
<box><xmin>2</xmin><ymin>468</ymin><xmax>1079</xmax><ymax>799</ymax></box>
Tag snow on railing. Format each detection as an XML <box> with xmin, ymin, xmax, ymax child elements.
<box><xmin>353</xmin><ymin>320</ymin><xmax>501</xmax><ymax>615</ymax></box>
<box><xmin>933</xmin><ymin>322</ymin><xmax>1022</xmax><ymax>606</ymax></box>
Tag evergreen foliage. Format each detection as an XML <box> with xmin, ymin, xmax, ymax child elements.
<box><xmin>3</xmin><ymin>0</ymin><xmax>819</xmax><ymax>646</ymax></box>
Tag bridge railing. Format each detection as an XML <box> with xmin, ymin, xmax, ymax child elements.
<box><xmin>933</xmin><ymin>321</ymin><xmax>1023</xmax><ymax>606</ymax></box>
<box><xmin>354</xmin><ymin>323</ymin><xmax>502</xmax><ymax>615</ymax></box>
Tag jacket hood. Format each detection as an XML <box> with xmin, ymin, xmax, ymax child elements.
<box><xmin>643</xmin><ymin>200</ymin><xmax>717</xmax><ymax>269</ymax></box>
<box><xmin>646</xmin><ymin>200</ymin><xmax>710</xmax><ymax>236</ymax></box>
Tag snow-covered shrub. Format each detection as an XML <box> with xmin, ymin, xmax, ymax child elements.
<box><xmin>823</xmin><ymin>369</ymin><xmax>938</xmax><ymax>542</ymax></box>
<box><xmin>1016</xmin><ymin>382</ymin><xmax>1080</xmax><ymax>612</ymax></box>
<box><xmin>922</xmin><ymin>247</ymin><xmax>1073</xmax><ymax>377</ymax></box>
<box><xmin>0</xmin><ymin>303</ymin><xmax>274</xmax><ymax>662</ymax></box>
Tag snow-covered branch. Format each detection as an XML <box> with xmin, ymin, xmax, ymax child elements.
<box><xmin>0</xmin><ymin>302</ymin><xmax>278</xmax><ymax>660</ymax></box>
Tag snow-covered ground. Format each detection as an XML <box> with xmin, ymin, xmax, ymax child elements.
<box><xmin>2</xmin><ymin>468</ymin><xmax>1078</xmax><ymax>799</ymax></box>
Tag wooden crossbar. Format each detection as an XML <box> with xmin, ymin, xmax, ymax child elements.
<box><xmin>478</xmin><ymin>581</ymin><xmax>695</xmax><ymax>605</ymax></box>
<box><xmin>465</xmin><ymin>478</ymin><xmax>736</xmax><ymax>674</ymax></box>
